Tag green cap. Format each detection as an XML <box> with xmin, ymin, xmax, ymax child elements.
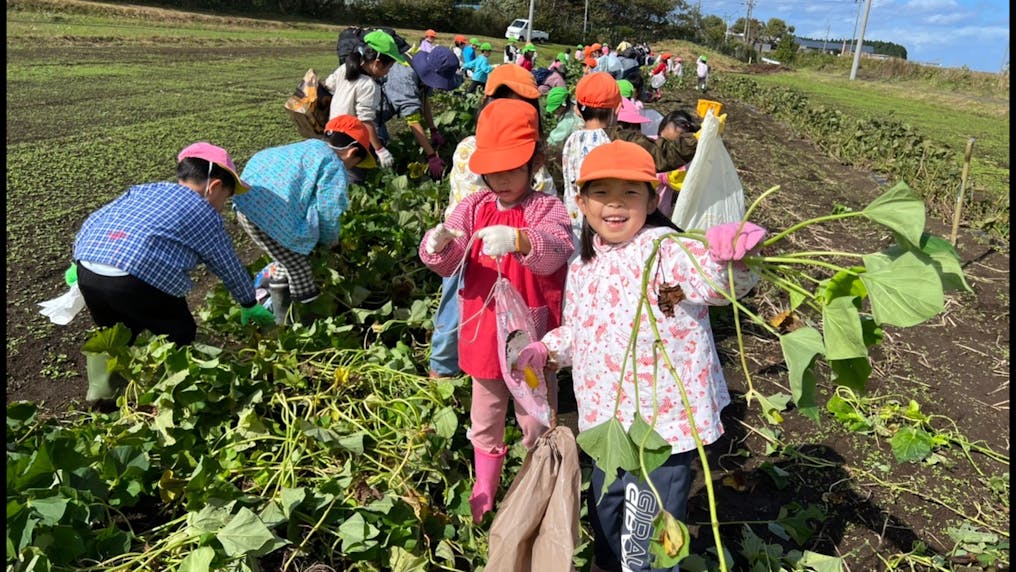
<box><xmin>522</xmin><ymin>43</ymin><xmax>536</xmax><ymax>53</ymax></box>
<box><xmin>363</xmin><ymin>29</ymin><xmax>406</xmax><ymax>63</ymax></box>
<box><xmin>480</xmin><ymin>42</ymin><xmax>492</xmax><ymax>51</ymax></box>
<box><xmin>545</xmin><ymin>86</ymin><xmax>570</xmax><ymax>113</ymax></box>
<box><xmin>508</xmin><ymin>37</ymin><xmax>516</xmax><ymax>43</ymax></box>
<box><xmin>557</xmin><ymin>52</ymin><xmax>567</xmax><ymax>63</ymax></box>
<box><xmin>700</xmin><ymin>54</ymin><xmax>707</xmax><ymax>62</ymax></box>
<box><xmin>616</xmin><ymin>79</ymin><xmax>634</xmax><ymax>98</ymax></box>
<box><xmin>577</xmin><ymin>44</ymin><xmax>584</xmax><ymax>48</ymax></box>
<box><xmin>469</xmin><ymin>37</ymin><xmax>480</xmax><ymax>46</ymax></box>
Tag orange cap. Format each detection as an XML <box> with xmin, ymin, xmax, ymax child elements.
<box><xmin>324</xmin><ymin>115</ymin><xmax>377</xmax><ymax>168</ymax></box>
<box><xmin>469</xmin><ymin>99</ymin><xmax>539</xmax><ymax>175</ymax></box>
<box><xmin>662</xmin><ymin>52</ymin><xmax>672</xmax><ymax>60</ymax></box>
<box><xmin>455</xmin><ymin>34</ymin><xmax>466</xmax><ymax>43</ymax></box>
<box><xmin>583</xmin><ymin>56</ymin><xmax>598</xmax><ymax>68</ymax></box>
<box><xmin>583</xmin><ymin>46</ymin><xmax>594</xmax><ymax>58</ymax></box>
<box><xmin>576</xmin><ymin>140</ymin><xmax>658</xmax><ymax>186</ymax></box>
<box><xmin>425</xmin><ymin>29</ymin><xmax>438</xmax><ymax>38</ymax></box>
<box><xmin>483</xmin><ymin>63</ymin><xmax>540</xmax><ymax>99</ymax></box>
<box><xmin>591</xmin><ymin>42</ymin><xmax>602</xmax><ymax>51</ymax></box>
<box><xmin>576</xmin><ymin>71</ymin><xmax>622</xmax><ymax>110</ymax></box>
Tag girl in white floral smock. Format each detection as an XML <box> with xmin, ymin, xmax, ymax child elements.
<box><xmin>513</xmin><ymin>140</ymin><xmax>765</xmax><ymax>572</ymax></box>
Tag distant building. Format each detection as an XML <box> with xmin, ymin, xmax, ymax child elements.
<box><xmin>794</xmin><ymin>37</ymin><xmax>874</xmax><ymax>56</ymax></box>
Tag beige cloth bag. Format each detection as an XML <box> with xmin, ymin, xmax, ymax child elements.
<box><xmin>485</xmin><ymin>425</ymin><xmax>581</xmax><ymax>572</ymax></box>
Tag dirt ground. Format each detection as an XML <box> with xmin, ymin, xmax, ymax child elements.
<box><xmin>6</xmin><ymin>70</ymin><xmax>1009</xmax><ymax>569</ymax></box>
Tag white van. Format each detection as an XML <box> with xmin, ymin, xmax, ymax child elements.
<box><xmin>504</xmin><ymin>18</ymin><xmax>549</xmax><ymax>43</ymax></box>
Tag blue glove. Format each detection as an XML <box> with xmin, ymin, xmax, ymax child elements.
<box><xmin>240</xmin><ymin>304</ymin><xmax>275</xmax><ymax>327</ymax></box>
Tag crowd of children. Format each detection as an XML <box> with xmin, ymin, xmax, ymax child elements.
<box><xmin>67</xmin><ymin>27</ymin><xmax>752</xmax><ymax>572</ymax></box>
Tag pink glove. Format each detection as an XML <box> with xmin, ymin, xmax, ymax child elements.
<box><xmin>516</xmin><ymin>342</ymin><xmax>548</xmax><ymax>373</ymax></box>
<box><xmin>429</xmin><ymin>129</ymin><xmax>446</xmax><ymax>148</ymax></box>
<box><xmin>427</xmin><ymin>154</ymin><xmax>445</xmax><ymax>180</ymax></box>
<box><xmin>706</xmin><ymin>222</ymin><xmax>767</xmax><ymax>262</ymax></box>
<box><xmin>656</xmin><ymin>172</ymin><xmax>671</xmax><ymax>189</ymax></box>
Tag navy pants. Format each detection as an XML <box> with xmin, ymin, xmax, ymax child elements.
<box><xmin>588</xmin><ymin>451</ymin><xmax>694</xmax><ymax>572</ymax></box>
<box><xmin>76</xmin><ymin>263</ymin><xmax>195</xmax><ymax>346</ymax></box>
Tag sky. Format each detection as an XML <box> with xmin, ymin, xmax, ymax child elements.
<box><xmin>697</xmin><ymin>0</ymin><xmax>1010</xmax><ymax>72</ymax></box>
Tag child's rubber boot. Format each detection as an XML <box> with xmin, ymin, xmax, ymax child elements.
<box><xmin>268</xmin><ymin>281</ymin><xmax>292</xmax><ymax>325</ymax></box>
<box><xmin>469</xmin><ymin>447</ymin><xmax>506</xmax><ymax>523</ymax></box>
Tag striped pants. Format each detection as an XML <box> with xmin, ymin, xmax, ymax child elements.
<box><xmin>235</xmin><ymin>211</ymin><xmax>319</xmax><ymax>302</ymax></box>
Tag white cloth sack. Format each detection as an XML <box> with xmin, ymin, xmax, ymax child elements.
<box><xmin>641</xmin><ymin>108</ymin><xmax>663</xmax><ymax>138</ymax></box>
<box><xmin>39</xmin><ymin>283</ymin><xmax>87</xmax><ymax>325</ymax></box>
<box><xmin>670</xmin><ymin>110</ymin><xmax>745</xmax><ymax>231</ymax></box>
<box><xmin>650</xmin><ymin>72</ymin><xmax>666</xmax><ymax>89</ymax></box>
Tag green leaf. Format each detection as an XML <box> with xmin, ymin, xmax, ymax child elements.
<box><xmin>177</xmin><ymin>546</ymin><xmax>216</xmax><ymax>572</ymax></box>
<box><xmin>778</xmin><ymin>327</ymin><xmax>825</xmax><ymax>412</ymax></box>
<box><xmin>649</xmin><ymin>510</ymin><xmax>689</xmax><ymax>568</ymax></box>
<box><xmin>6</xmin><ymin>401</ymin><xmax>38</xmax><ymax>430</ymax></box>
<box><xmin>28</xmin><ymin>496</ymin><xmax>68</xmax><ymax>526</ymax></box>
<box><xmin>758</xmin><ymin>462</ymin><xmax>790</xmax><ymax>490</ymax></box>
<box><xmin>279</xmin><ymin>488</ymin><xmax>305</xmax><ymax>519</ymax></box>
<box><xmin>628</xmin><ymin>413</ymin><xmax>672</xmax><ymax>478</ymax></box>
<box><xmin>339</xmin><ymin>512</ymin><xmax>380</xmax><ymax>553</ymax></box>
<box><xmin>817</xmin><ymin>268</ymin><xmax>867</xmax><ymax>307</ymax></box>
<box><xmin>796</xmin><ymin>550</ymin><xmax>845</xmax><ymax>572</ymax></box>
<box><xmin>860</xmin><ymin>251</ymin><xmax>944</xmax><ymax>327</ymax></box>
<box><xmin>891</xmin><ymin>426</ymin><xmax>933</xmax><ymax>463</ymax></box>
<box><xmin>216</xmin><ymin>507</ymin><xmax>285</xmax><ymax>558</ymax></box>
<box><xmin>826</xmin><ymin>394</ymin><xmax>873</xmax><ymax>433</ymax></box>
<box><xmin>822</xmin><ymin>297</ymin><xmax>868</xmax><ymax>360</ymax></box>
<box><xmin>389</xmin><ymin>546</ymin><xmax>429</xmax><ymax>572</ymax></box>
<box><xmin>81</xmin><ymin>323</ymin><xmax>132</xmax><ymax>354</ymax></box>
<box><xmin>432</xmin><ymin>406</ymin><xmax>458</xmax><ymax>439</ymax></box>
<box><xmin>829</xmin><ymin>357</ymin><xmax>872</xmax><ymax>393</ymax></box>
<box><xmin>861</xmin><ymin>181</ymin><xmax>925</xmax><ymax>245</ymax></box>
<box><xmin>776</xmin><ymin>502</ymin><xmax>825</xmax><ymax>544</ymax></box>
<box><xmin>874</xmin><ymin>232</ymin><xmax>973</xmax><ymax>293</ymax></box>
<box><xmin>576</xmin><ymin>418</ymin><xmax>639</xmax><ymax>497</ymax></box>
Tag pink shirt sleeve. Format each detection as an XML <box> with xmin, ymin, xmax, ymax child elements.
<box><xmin>518</xmin><ymin>194</ymin><xmax>574</xmax><ymax>275</ymax></box>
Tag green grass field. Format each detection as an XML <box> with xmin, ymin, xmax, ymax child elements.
<box><xmin>742</xmin><ymin>71</ymin><xmax>1009</xmax><ymax>197</ymax></box>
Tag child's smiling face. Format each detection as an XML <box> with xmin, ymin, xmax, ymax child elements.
<box><xmin>578</xmin><ymin>178</ymin><xmax>657</xmax><ymax>244</ymax></box>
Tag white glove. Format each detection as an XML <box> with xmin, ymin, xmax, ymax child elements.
<box><xmin>476</xmin><ymin>225</ymin><xmax>519</xmax><ymax>257</ymax></box>
<box><xmin>376</xmin><ymin>147</ymin><xmax>395</xmax><ymax>169</ymax></box>
<box><xmin>425</xmin><ymin>223</ymin><xmax>464</xmax><ymax>255</ymax></box>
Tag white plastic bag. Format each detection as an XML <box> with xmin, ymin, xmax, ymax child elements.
<box><xmin>493</xmin><ymin>277</ymin><xmax>552</xmax><ymax>429</ymax></box>
<box><xmin>650</xmin><ymin>72</ymin><xmax>666</xmax><ymax>89</ymax></box>
<box><xmin>641</xmin><ymin>108</ymin><xmax>663</xmax><ymax>138</ymax></box>
<box><xmin>38</xmin><ymin>284</ymin><xmax>86</xmax><ymax>325</ymax></box>
<box><xmin>670</xmin><ymin>110</ymin><xmax>745</xmax><ymax>231</ymax></box>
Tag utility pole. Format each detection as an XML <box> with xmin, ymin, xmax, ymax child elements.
<box><xmin>849</xmin><ymin>0</ymin><xmax>873</xmax><ymax>80</ymax></box>
<box><xmin>582</xmin><ymin>0</ymin><xmax>589</xmax><ymax>44</ymax></box>
<box><xmin>745</xmin><ymin>0</ymin><xmax>755</xmax><ymax>62</ymax></box>
<box><xmin>849</xmin><ymin>0</ymin><xmax>862</xmax><ymax>53</ymax></box>
<box><xmin>526</xmin><ymin>0</ymin><xmax>535</xmax><ymax>44</ymax></box>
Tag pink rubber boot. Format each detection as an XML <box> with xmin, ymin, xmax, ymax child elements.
<box><xmin>469</xmin><ymin>447</ymin><xmax>507</xmax><ymax>523</ymax></box>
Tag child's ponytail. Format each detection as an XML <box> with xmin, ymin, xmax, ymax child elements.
<box><xmin>344</xmin><ymin>44</ymin><xmax>394</xmax><ymax>81</ymax></box>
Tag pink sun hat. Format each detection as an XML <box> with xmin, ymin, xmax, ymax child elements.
<box><xmin>177</xmin><ymin>142</ymin><xmax>249</xmax><ymax>193</ymax></box>
<box><xmin>617</xmin><ymin>98</ymin><xmax>650</xmax><ymax>124</ymax></box>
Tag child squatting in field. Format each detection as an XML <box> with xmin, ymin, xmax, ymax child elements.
<box><xmin>418</xmin><ymin>98</ymin><xmax>574</xmax><ymax>524</ymax></box>
<box><xmin>514</xmin><ymin>140</ymin><xmax>764</xmax><ymax>572</ymax></box>
<box><xmin>70</xmin><ymin>143</ymin><xmax>275</xmax><ymax>346</ymax></box>
<box><xmin>231</xmin><ymin>115</ymin><xmax>377</xmax><ymax>324</ymax></box>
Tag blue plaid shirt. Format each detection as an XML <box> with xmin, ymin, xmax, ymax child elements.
<box><xmin>73</xmin><ymin>181</ymin><xmax>256</xmax><ymax>306</ymax></box>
